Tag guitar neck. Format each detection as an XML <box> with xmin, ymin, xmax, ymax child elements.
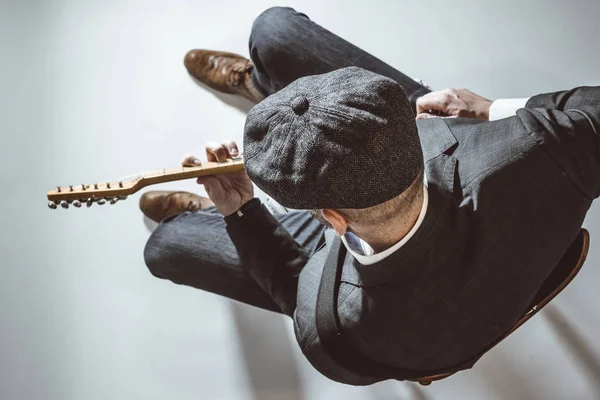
<box><xmin>137</xmin><ymin>158</ymin><xmax>245</xmax><ymax>189</ymax></box>
<box><xmin>47</xmin><ymin>157</ymin><xmax>245</xmax><ymax>206</ymax></box>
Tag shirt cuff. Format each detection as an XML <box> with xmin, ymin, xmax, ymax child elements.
<box><xmin>489</xmin><ymin>98</ymin><xmax>530</xmax><ymax>121</ymax></box>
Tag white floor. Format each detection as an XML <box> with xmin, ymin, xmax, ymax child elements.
<box><xmin>2</xmin><ymin>1</ymin><xmax>599</xmax><ymax>399</ymax></box>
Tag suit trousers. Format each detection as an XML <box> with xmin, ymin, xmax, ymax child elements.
<box><xmin>143</xmin><ymin>6</ymin><xmax>431</xmax><ymax>313</ymax></box>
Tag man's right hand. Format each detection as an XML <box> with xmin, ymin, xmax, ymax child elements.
<box><xmin>416</xmin><ymin>88</ymin><xmax>493</xmax><ymax>121</ymax></box>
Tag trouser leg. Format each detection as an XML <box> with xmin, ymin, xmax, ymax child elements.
<box><xmin>143</xmin><ymin>207</ymin><xmax>326</xmax><ymax>314</ymax></box>
<box><xmin>248</xmin><ymin>6</ymin><xmax>431</xmax><ymax>113</ymax></box>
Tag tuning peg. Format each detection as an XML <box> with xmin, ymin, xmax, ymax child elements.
<box><xmin>118</xmin><ymin>195</ymin><xmax>128</xmax><ymax>201</ymax></box>
<box><xmin>57</xmin><ymin>186</ymin><xmax>62</xmax><ymax>193</ymax></box>
<box><xmin>48</xmin><ymin>202</ymin><xmax>57</xmax><ymax>209</ymax></box>
<box><xmin>81</xmin><ymin>184</ymin><xmax>86</xmax><ymax>191</ymax></box>
<box><xmin>69</xmin><ymin>185</ymin><xmax>74</xmax><ymax>192</ymax></box>
<box><xmin>72</xmin><ymin>200</ymin><xmax>82</xmax><ymax>208</ymax></box>
<box><xmin>106</xmin><ymin>182</ymin><xmax>111</xmax><ymax>189</ymax></box>
<box><xmin>96</xmin><ymin>198</ymin><xmax>106</xmax><ymax>205</ymax></box>
<box><xmin>94</xmin><ymin>183</ymin><xmax>98</xmax><ymax>189</ymax></box>
<box><xmin>118</xmin><ymin>181</ymin><xmax>123</xmax><ymax>188</ymax></box>
<box><xmin>86</xmin><ymin>198</ymin><xmax>94</xmax><ymax>208</ymax></box>
<box><xmin>109</xmin><ymin>197</ymin><xmax>119</xmax><ymax>205</ymax></box>
<box><xmin>60</xmin><ymin>201</ymin><xmax>69</xmax><ymax>209</ymax></box>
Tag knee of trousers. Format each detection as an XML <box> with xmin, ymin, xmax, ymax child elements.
<box><xmin>142</xmin><ymin>212</ymin><xmax>231</xmax><ymax>281</ymax></box>
<box><xmin>144</xmin><ymin>231</ymin><xmax>165</xmax><ymax>278</ymax></box>
<box><xmin>250</xmin><ymin>6</ymin><xmax>302</xmax><ymax>57</ymax></box>
<box><xmin>143</xmin><ymin>227</ymin><xmax>171</xmax><ymax>279</ymax></box>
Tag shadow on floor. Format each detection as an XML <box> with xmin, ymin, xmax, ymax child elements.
<box><xmin>228</xmin><ymin>301</ymin><xmax>304</xmax><ymax>400</ymax></box>
<box><xmin>143</xmin><ymin>215</ymin><xmax>159</xmax><ymax>232</ymax></box>
<box><xmin>405</xmin><ymin>382</ymin><xmax>431</xmax><ymax>400</ymax></box>
<box><xmin>368</xmin><ymin>380</ymin><xmax>431</xmax><ymax>400</ymax></box>
<box><xmin>545</xmin><ymin>306</ymin><xmax>600</xmax><ymax>396</ymax></box>
<box><xmin>478</xmin><ymin>350</ymin><xmax>540</xmax><ymax>400</ymax></box>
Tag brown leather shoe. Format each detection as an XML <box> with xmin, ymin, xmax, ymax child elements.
<box><xmin>183</xmin><ymin>50</ymin><xmax>264</xmax><ymax>103</ymax></box>
<box><xmin>140</xmin><ymin>191</ymin><xmax>215</xmax><ymax>223</ymax></box>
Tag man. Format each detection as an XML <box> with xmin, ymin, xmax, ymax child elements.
<box><xmin>142</xmin><ymin>7</ymin><xmax>599</xmax><ymax>385</ymax></box>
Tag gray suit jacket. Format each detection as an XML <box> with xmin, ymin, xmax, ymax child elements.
<box><xmin>226</xmin><ymin>86</ymin><xmax>599</xmax><ymax>385</ymax></box>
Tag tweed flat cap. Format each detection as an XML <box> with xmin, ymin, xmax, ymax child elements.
<box><xmin>243</xmin><ymin>66</ymin><xmax>423</xmax><ymax>209</ymax></box>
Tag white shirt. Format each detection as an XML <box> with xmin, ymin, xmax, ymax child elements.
<box><xmin>341</xmin><ymin>172</ymin><xmax>429</xmax><ymax>265</ymax></box>
<box><xmin>342</xmin><ymin>97</ymin><xmax>531</xmax><ymax>265</ymax></box>
<box><xmin>488</xmin><ymin>98</ymin><xmax>530</xmax><ymax>121</ymax></box>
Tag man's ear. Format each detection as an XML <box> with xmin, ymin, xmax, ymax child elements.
<box><xmin>322</xmin><ymin>208</ymin><xmax>348</xmax><ymax>236</ymax></box>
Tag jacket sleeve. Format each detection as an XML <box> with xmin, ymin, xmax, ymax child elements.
<box><xmin>224</xmin><ymin>198</ymin><xmax>309</xmax><ymax>316</ymax></box>
<box><xmin>526</xmin><ymin>86</ymin><xmax>600</xmax><ymax>119</ymax></box>
<box><xmin>518</xmin><ymin>86</ymin><xmax>600</xmax><ymax>200</ymax></box>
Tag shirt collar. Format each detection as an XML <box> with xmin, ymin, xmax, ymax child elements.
<box><xmin>339</xmin><ymin>155</ymin><xmax>458</xmax><ymax>287</ymax></box>
<box><xmin>341</xmin><ymin>173</ymin><xmax>429</xmax><ymax>265</ymax></box>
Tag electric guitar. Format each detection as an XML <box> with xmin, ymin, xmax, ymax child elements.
<box><xmin>46</xmin><ymin>156</ymin><xmax>245</xmax><ymax>209</ymax></box>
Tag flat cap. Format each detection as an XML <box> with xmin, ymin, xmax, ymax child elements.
<box><xmin>243</xmin><ymin>66</ymin><xmax>423</xmax><ymax>210</ymax></box>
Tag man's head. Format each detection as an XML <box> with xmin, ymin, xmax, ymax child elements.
<box><xmin>308</xmin><ymin>167</ymin><xmax>424</xmax><ymax>235</ymax></box>
<box><xmin>243</xmin><ymin>66</ymin><xmax>424</xmax><ymax>235</ymax></box>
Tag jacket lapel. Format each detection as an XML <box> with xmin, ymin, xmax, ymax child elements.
<box><xmin>416</xmin><ymin>118</ymin><xmax>458</xmax><ymax>161</ymax></box>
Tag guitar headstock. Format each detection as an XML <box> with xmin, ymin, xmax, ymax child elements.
<box><xmin>47</xmin><ymin>180</ymin><xmax>138</xmax><ymax>209</ymax></box>
<box><xmin>47</xmin><ymin>156</ymin><xmax>245</xmax><ymax>210</ymax></box>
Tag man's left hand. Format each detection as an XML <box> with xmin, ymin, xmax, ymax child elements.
<box><xmin>416</xmin><ymin>88</ymin><xmax>493</xmax><ymax>121</ymax></box>
<box><xmin>182</xmin><ymin>139</ymin><xmax>254</xmax><ymax>216</ymax></box>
